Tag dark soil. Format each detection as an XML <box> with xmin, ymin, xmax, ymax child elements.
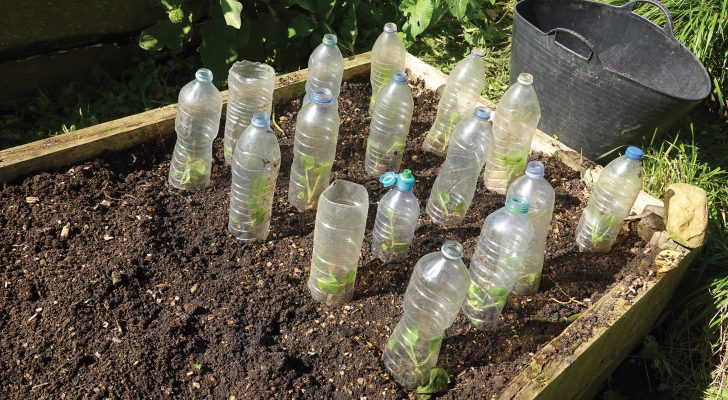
<box><xmin>0</xmin><ymin>78</ymin><xmax>648</xmax><ymax>399</ymax></box>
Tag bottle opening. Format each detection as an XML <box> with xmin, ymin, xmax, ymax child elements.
<box><xmin>471</xmin><ymin>48</ymin><xmax>485</xmax><ymax>58</ymax></box>
<box><xmin>441</xmin><ymin>240</ymin><xmax>464</xmax><ymax>260</ymax></box>
<box><xmin>383</xmin><ymin>22</ymin><xmax>397</xmax><ymax>33</ymax></box>
<box><xmin>251</xmin><ymin>112</ymin><xmax>270</xmax><ymax>128</ymax></box>
<box><xmin>310</xmin><ymin>88</ymin><xmax>334</xmax><ymax>104</ymax></box>
<box><xmin>473</xmin><ymin>106</ymin><xmax>491</xmax><ymax>121</ymax></box>
<box><xmin>525</xmin><ymin>161</ymin><xmax>545</xmax><ymax>179</ymax></box>
<box><xmin>625</xmin><ymin>146</ymin><xmax>643</xmax><ymax>160</ymax></box>
<box><xmin>195</xmin><ymin>68</ymin><xmax>213</xmax><ymax>83</ymax></box>
<box><xmin>517</xmin><ymin>73</ymin><xmax>534</xmax><ymax>86</ymax></box>
<box><xmin>323</xmin><ymin>34</ymin><xmax>338</xmax><ymax>46</ymax></box>
<box><xmin>505</xmin><ymin>196</ymin><xmax>529</xmax><ymax>214</ymax></box>
<box><xmin>392</xmin><ymin>71</ymin><xmax>408</xmax><ymax>84</ymax></box>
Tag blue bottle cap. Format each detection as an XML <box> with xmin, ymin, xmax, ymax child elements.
<box><xmin>310</xmin><ymin>88</ymin><xmax>333</xmax><ymax>104</ymax></box>
<box><xmin>251</xmin><ymin>112</ymin><xmax>270</xmax><ymax>128</ymax></box>
<box><xmin>396</xmin><ymin>169</ymin><xmax>415</xmax><ymax>191</ymax></box>
<box><xmin>392</xmin><ymin>71</ymin><xmax>408</xmax><ymax>84</ymax></box>
<box><xmin>505</xmin><ymin>196</ymin><xmax>529</xmax><ymax>214</ymax></box>
<box><xmin>379</xmin><ymin>172</ymin><xmax>397</xmax><ymax>188</ymax></box>
<box><xmin>525</xmin><ymin>161</ymin><xmax>545</xmax><ymax>179</ymax></box>
<box><xmin>473</xmin><ymin>106</ymin><xmax>491</xmax><ymax>121</ymax></box>
<box><xmin>625</xmin><ymin>146</ymin><xmax>643</xmax><ymax>160</ymax></box>
<box><xmin>322</xmin><ymin>34</ymin><xmax>337</xmax><ymax>46</ymax></box>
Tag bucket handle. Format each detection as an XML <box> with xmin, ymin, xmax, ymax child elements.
<box><xmin>546</xmin><ymin>28</ymin><xmax>601</xmax><ymax>65</ymax></box>
<box><xmin>621</xmin><ymin>0</ymin><xmax>674</xmax><ymax>36</ymax></box>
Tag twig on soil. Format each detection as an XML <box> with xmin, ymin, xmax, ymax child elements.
<box><xmin>546</xmin><ymin>276</ymin><xmax>587</xmax><ymax>307</ymax></box>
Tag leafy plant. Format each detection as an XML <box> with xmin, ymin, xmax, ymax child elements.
<box><xmin>244</xmin><ymin>174</ymin><xmax>275</xmax><ymax>227</ymax></box>
<box><xmin>295</xmin><ymin>154</ymin><xmax>333</xmax><ymax>204</ymax></box>
<box><xmin>416</xmin><ymin>367</ymin><xmax>451</xmax><ymax>400</ymax></box>
<box><xmin>399</xmin><ymin>0</ymin><xmax>498</xmax><ymax>40</ymax></box>
<box><xmin>434</xmin><ymin>191</ymin><xmax>466</xmax><ymax>220</ymax></box>
<box><xmin>316</xmin><ymin>269</ymin><xmax>356</xmax><ymax>294</ymax></box>
<box><xmin>380</xmin><ymin>208</ymin><xmax>410</xmax><ymax>256</ymax></box>
<box><xmin>515</xmin><ymin>271</ymin><xmax>541</xmax><ymax>290</ymax></box>
<box><xmin>366</xmin><ymin>139</ymin><xmax>406</xmax><ymax>171</ymax></box>
<box><xmin>502</xmin><ymin>151</ymin><xmax>527</xmax><ymax>178</ymax></box>
<box><xmin>386</xmin><ymin>326</ymin><xmax>443</xmax><ymax>381</ymax></box>
<box><xmin>171</xmin><ymin>156</ymin><xmax>208</xmax><ymax>185</ymax></box>
<box><xmin>466</xmin><ymin>281</ymin><xmax>509</xmax><ymax>311</ymax></box>
<box><xmin>590</xmin><ymin>213</ymin><xmax>620</xmax><ymax>248</ymax></box>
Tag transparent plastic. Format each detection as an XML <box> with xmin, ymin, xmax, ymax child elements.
<box><xmin>483</xmin><ymin>73</ymin><xmax>541</xmax><ymax>194</ymax></box>
<box><xmin>169</xmin><ymin>68</ymin><xmax>223</xmax><ymax>190</ymax></box>
<box><xmin>371</xmin><ymin>170</ymin><xmax>419</xmax><ymax>263</ymax></box>
<box><xmin>224</xmin><ymin>61</ymin><xmax>276</xmax><ymax>163</ymax></box>
<box><xmin>228</xmin><ymin>113</ymin><xmax>281</xmax><ymax>242</ymax></box>
<box><xmin>426</xmin><ymin>107</ymin><xmax>492</xmax><ymax>226</ymax></box>
<box><xmin>576</xmin><ymin>148</ymin><xmax>643</xmax><ymax>253</ymax></box>
<box><xmin>462</xmin><ymin>197</ymin><xmax>534</xmax><ymax>329</ymax></box>
<box><xmin>370</xmin><ymin>23</ymin><xmax>406</xmax><ymax>112</ymax></box>
<box><xmin>288</xmin><ymin>88</ymin><xmax>340</xmax><ymax>211</ymax></box>
<box><xmin>305</xmin><ymin>34</ymin><xmax>344</xmax><ymax>101</ymax></box>
<box><xmin>505</xmin><ymin>161</ymin><xmax>554</xmax><ymax>295</ymax></box>
<box><xmin>364</xmin><ymin>71</ymin><xmax>414</xmax><ymax>176</ymax></box>
<box><xmin>422</xmin><ymin>49</ymin><xmax>486</xmax><ymax>156</ymax></box>
<box><xmin>382</xmin><ymin>241</ymin><xmax>469</xmax><ymax>389</ymax></box>
<box><xmin>308</xmin><ymin>180</ymin><xmax>369</xmax><ymax>306</ymax></box>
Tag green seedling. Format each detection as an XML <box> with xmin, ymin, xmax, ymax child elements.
<box><xmin>295</xmin><ymin>154</ymin><xmax>333</xmax><ymax>204</ymax></box>
<box><xmin>466</xmin><ymin>281</ymin><xmax>509</xmax><ymax>311</ymax></box>
<box><xmin>366</xmin><ymin>139</ymin><xmax>406</xmax><ymax>172</ymax></box>
<box><xmin>416</xmin><ymin>367</ymin><xmax>451</xmax><ymax>400</ymax></box>
<box><xmin>435</xmin><ymin>191</ymin><xmax>466</xmax><ymax>220</ymax></box>
<box><xmin>517</xmin><ymin>272</ymin><xmax>541</xmax><ymax>289</ymax></box>
<box><xmin>380</xmin><ymin>208</ymin><xmax>410</xmax><ymax>255</ymax></box>
<box><xmin>316</xmin><ymin>269</ymin><xmax>356</xmax><ymax>294</ymax></box>
<box><xmin>590</xmin><ymin>213</ymin><xmax>620</xmax><ymax>248</ymax></box>
<box><xmin>386</xmin><ymin>326</ymin><xmax>442</xmax><ymax>381</ymax></box>
<box><xmin>171</xmin><ymin>156</ymin><xmax>208</xmax><ymax>186</ymax></box>
<box><xmin>502</xmin><ymin>151</ymin><xmax>527</xmax><ymax>179</ymax></box>
<box><xmin>244</xmin><ymin>175</ymin><xmax>274</xmax><ymax>227</ymax></box>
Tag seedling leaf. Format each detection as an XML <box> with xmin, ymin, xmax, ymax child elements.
<box><xmin>402</xmin><ymin>326</ymin><xmax>419</xmax><ymax>347</ymax></box>
<box><xmin>416</xmin><ymin>367</ymin><xmax>451</xmax><ymax>400</ymax></box>
<box><xmin>299</xmin><ymin>154</ymin><xmax>315</xmax><ymax>170</ymax></box>
<box><xmin>316</xmin><ymin>275</ymin><xmax>339</xmax><ymax>294</ymax></box>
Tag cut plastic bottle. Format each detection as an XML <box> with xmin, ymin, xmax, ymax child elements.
<box><xmin>576</xmin><ymin>146</ymin><xmax>643</xmax><ymax>253</ymax></box>
<box><xmin>228</xmin><ymin>113</ymin><xmax>281</xmax><ymax>242</ymax></box>
<box><xmin>305</xmin><ymin>34</ymin><xmax>344</xmax><ymax>103</ymax></box>
<box><xmin>483</xmin><ymin>73</ymin><xmax>541</xmax><ymax>194</ymax></box>
<box><xmin>365</xmin><ymin>71</ymin><xmax>414</xmax><ymax>176</ymax></box>
<box><xmin>224</xmin><ymin>60</ymin><xmax>275</xmax><ymax>163</ymax></box>
<box><xmin>371</xmin><ymin>170</ymin><xmax>419</xmax><ymax>263</ymax></box>
<box><xmin>288</xmin><ymin>88</ymin><xmax>340</xmax><ymax>211</ymax></box>
<box><xmin>169</xmin><ymin>68</ymin><xmax>222</xmax><ymax>191</ymax></box>
<box><xmin>422</xmin><ymin>48</ymin><xmax>486</xmax><ymax>156</ymax></box>
<box><xmin>382</xmin><ymin>241</ymin><xmax>469</xmax><ymax>389</ymax></box>
<box><xmin>505</xmin><ymin>161</ymin><xmax>554</xmax><ymax>295</ymax></box>
<box><xmin>370</xmin><ymin>22</ymin><xmax>406</xmax><ymax>113</ymax></box>
<box><xmin>462</xmin><ymin>197</ymin><xmax>534</xmax><ymax>329</ymax></box>
<box><xmin>426</xmin><ymin>106</ymin><xmax>493</xmax><ymax>226</ymax></box>
<box><xmin>308</xmin><ymin>180</ymin><xmax>369</xmax><ymax>306</ymax></box>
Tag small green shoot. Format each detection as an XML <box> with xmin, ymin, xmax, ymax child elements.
<box><xmin>295</xmin><ymin>154</ymin><xmax>332</xmax><ymax>204</ymax></box>
<box><xmin>388</xmin><ymin>326</ymin><xmax>443</xmax><ymax>381</ymax></box>
<box><xmin>172</xmin><ymin>157</ymin><xmax>208</xmax><ymax>186</ymax></box>
<box><xmin>466</xmin><ymin>281</ymin><xmax>509</xmax><ymax>310</ymax></box>
<box><xmin>435</xmin><ymin>191</ymin><xmax>466</xmax><ymax>220</ymax></box>
<box><xmin>380</xmin><ymin>208</ymin><xmax>410</xmax><ymax>256</ymax></box>
<box><xmin>316</xmin><ymin>269</ymin><xmax>356</xmax><ymax>294</ymax></box>
<box><xmin>416</xmin><ymin>367</ymin><xmax>451</xmax><ymax>400</ymax></box>
<box><xmin>244</xmin><ymin>175</ymin><xmax>274</xmax><ymax>227</ymax></box>
<box><xmin>193</xmin><ymin>363</ymin><xmax>202</xmax><ymax>371</ymax></box>
<box><xmin>502</xmin><ymin>151</ymin><xmax>527</xmax><ymax>179</ymax></box>
<box><xmin>590</xmin><ymin>213</ymin><xmax>620</xmax><ymax>248</ymax></box>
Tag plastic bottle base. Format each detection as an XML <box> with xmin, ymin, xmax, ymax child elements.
<box><xmin>308</xmin><ymin>281</ymin><xmax>355</xmax><ymax>306</ymax></box>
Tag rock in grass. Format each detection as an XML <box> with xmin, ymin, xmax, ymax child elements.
<box><xmin>664</xmin><ymin>183</ymin><xmax>708</xmax><ymax>248</ymax></box>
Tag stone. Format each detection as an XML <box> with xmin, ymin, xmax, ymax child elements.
<box><xmin>637</xmin><ymin>212</ymin><xmax>665</xmax><ymax>242</ymax></box>
<box><xmin>664</xmin><ymin>183</ymin><xmax>708</xmax><ymax>248</ymax></box>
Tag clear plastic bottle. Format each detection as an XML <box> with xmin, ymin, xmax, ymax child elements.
<box><xmin>382</xmin><ymin>241</ymin><xmax>469</xmax><ymax>389</ymax></box>
<box><xmin>576</xmin><ymin>146</ymin><xmax>643</xmax><ymax>253</ymax></box>
<box><xmin>505</xmin><ymin>161</ymin><xmax>554</xmax><ymax>295</ymax></box>
<box><xmin>370</xmin><ymin>22</ymin><xmax>406</xmax><ymax>112</ymax></box>
<box><xmin>228</xmin><ymin>113</ymin><xmax>281</xmax><ymax>242</ymax></box>
<box><xmin>306</xmin><ymin>34</ymin><xmax>344</xmax><ymax>101</ymax></box>
<box><xmin>422</xmin><ymin>49</ymin><xmax>486</xmax><ymax>156</ymax></box>
<box><xmin>462</xmin><ymin>196</ymin><xmax>534</xmax><ymax>330</ymax></box>
<box><xmin>426</xmin><ymin>106</ymin><xmax>492</xmax><ymax>226</ymax></box>
<box><xmin>364</xmin><ymin>71</ymin><xmax>414</xmax><ymax>176</ymax></box>
<box><xmin>288</xmin><ymin>88</ymin><xmax>340</xmax><ymax>211</ymax></box>
<box><xmin>483</xmin><ymin>73</ymin><xmax>541</xmax><ymax>194</ymax></box>
<box><xmin>371</xmin><ymin>170</ymin><xmax>419</xmax><ymax>263</ymax></box>
<box><xmin>169</xmin><ymin>68</ymin><xmax>222</xmax><ymax>190</ymax></box>
<box><xmin>308</xmin><ymin>180</ymin><xmax>369</xmax><ymax>306</ymax></box>
<box><xmin>224</xmin><ymin>60</ymin><xmax>276</xmax><ymax>163</ymax></box>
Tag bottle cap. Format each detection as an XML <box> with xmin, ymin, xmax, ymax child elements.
<box><xmin>441</xmin><ymin>240</ymin><xmax>464</xmax><ymax>260</ymax></box>
<box><xmin>195</xmin><ymin>68</ymin><xmax>213</xmax><ymax>83</ymax></box>
<box><xmin>392</xmin><ymin>71</ymin><xmax>408</xmax><ymax>84</ymax></box>
<box><xmin>251</xmin><ymin>112</ymin><xmax>270</xmax><ymax>128</ymax></box>
<box><xmin>383</xmin><ymin>22</ymin><xmax>397</xmax><ymax>33</ymax></box>
<box><xmin>379</xmin><ymin>172</ymin><xmax>397</xmax><ymax>188</ymax></box>
<box><xmin>473</xmin><ymin>106</ymin><xmax>491</xmax><ymax>121</ymax></box>
<box><xmin>525</xmin><ymin>161</ymin><xmax>545</xmax><ymax>179</ymax></box>
<box><xmin>505</xmin><ymin>196</ymin><xmax>529</xmax><ymax>214</ymax></box>
<box><xmin>310</xmin><ymin>88</ymin><xmax>333</xmax><ymax>104</ymax></box>
<box><xmin>323</xmin><ymin>34</ymin><xmax>337</xmax><ymax>46</ymax></box>
<box><xmin>396</xmin><ymin>169</ymin><xmax>415</xmax><ymax>191</ymax></box>
<box><xmin>625</xmin><ymin>146</ymin><xmax>643</xmax><ymax>160</ymax></box>
<box><xmin>517</xmin><ymin>73</ymin><xmax>534</xmax><ymax>85</ymax></box>
<box><xmin>471</xmin><ymin>48</ymin><xmax>485</xmax><ymax>58</ymax></box>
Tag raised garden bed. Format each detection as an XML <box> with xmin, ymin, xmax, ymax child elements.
<box><xmin>0</xmin><ymin>53</ymin><xmax>696</xmax><ymax>399</ymax></box>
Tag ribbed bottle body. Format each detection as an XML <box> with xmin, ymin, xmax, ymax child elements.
<box><xmin>308</xmin><ymin>180</ymin><xmax>369</xmax><ymax>306</ymax></box>
<box><xmin>483</xmin><ymin>74</ymin><xmax>541</xmax><ymax>194</ymax></box>
<box><xmin>576</xmin><ymin>155</ymin><xmax>642</xmax><ymax>252</ymax></box>
<box><xmin>462</xmin><ymin>206</ymin><xmax>533</xmax><ymax>329</ymax></box>
<box><xmin>305</xmin><ymin>40</ymin><xmax>344</xmax><ymax>100</ymax></box>
<box><xmin>370</xmin><ymin>24</ymin><xmax>406</xmax><ymax>112</ymax></box>
<box><xmin>223</xmin><ymin>61</ymin><xmax>275</xmax><ymax>163</ymax></box>
<box><xmin>169</xmin><ymin>71</ymin><xmax>222</xmax><ymax>190</ymax></box>
<box><xmin>365</xmin><ymin>76</ymin><xmax>414</xmax><ymax>176</ymax></box>
<box><xmin>228</xmin><ymin>120</ymin><xmax>281</xmax><ymax>242</ymax></box>
<box><xmin>371</xmin><ymin>189</ymin><xmax>419</xmax><ymax>262</ymax></box>
<box><xmin>288</xmin><ymin>92</ymin><xmax>340</xmax><ymax>211</ymax></box>
<box><xmin>423</xmin><ymin>52</ymin><xmax>486</xmax><ymax>156</ymax></box>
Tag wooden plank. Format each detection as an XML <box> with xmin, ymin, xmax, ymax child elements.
<box><xmin>0</xmin><ymin>52</ymin><xmax>372</xmax><ymax>183</ymax></box>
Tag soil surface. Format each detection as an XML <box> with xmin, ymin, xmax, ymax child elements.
<box><xmin>0</xmin><ymin>78</ymin><xmax>648</xmax><ymax>399</ymax></box>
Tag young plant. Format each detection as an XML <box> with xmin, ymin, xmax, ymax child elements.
<box><xmin>380</xmin><ymin>208</ymin><xmax>410</xmax><ymax>255</ymax></box>
<box><xmin>416</xmin><ymin>367</ymin><xmax>451</xmax><ymax>400</ymax></box>
<box><xmin>295</xmin><ymin>154</ymin><xmax>333</xmax><ymax>204</ymax></box>
<box><xmin>244</xmin><ymin>175</ymin><xmax>275</xmax><ymax>227</ymax></box>
<box><xmin>590</xmin><ymin>212</ymin><xmax>620</xmax><ymax>248</ymax></box>
<box><xmin>171</xmin><ymin>154</ymin><xmax>208</xmax><ymax>186</ymax></box>
<box><xmin>366</xmin><ymin>139</ymin><xmax>406</xmax><ymax>172</ymax></box>
<box><xmin>386</xmin><ymin>326</ymin><xmax>443</xmax><ymax>380</ymax></box>
<box><xmin>502</xmin><ymin>151</ymin><xmax>527</xmax><ymax>179</ymax></box>
<box><xmin>316</xmin><ymin>268</ymin><xmax>356</xmax><ymax>295</ymax></box>
<box><xmin>435</xmin><ymin>191</ymin><xmax>466</xmax><ymax>220</ymax></box>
